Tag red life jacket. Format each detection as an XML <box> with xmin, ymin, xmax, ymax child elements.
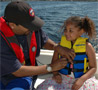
<box><xmin>0</xmin><ymin>17</ymin><xmax>37</xmax><ymax>66</ymax></box>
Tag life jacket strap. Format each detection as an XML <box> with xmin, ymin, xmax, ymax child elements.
<box><xmin>64</xmin><ymin>63</ymin><xmax>72</xmax><ymax>74</ymax></box>
<box><xmin>75</xmin><ymin>52</ymin><xmax>86</xmax><ymax>55</ymax></box>
<box><xmin>73</xmin><ymin>60</ymin><xmax>89</xmax><ymax>64</ymax></box>
<box><xmin>73</xmin><ymin>67</ymin><xmax>88</xmax><ymax>72</ymax></box>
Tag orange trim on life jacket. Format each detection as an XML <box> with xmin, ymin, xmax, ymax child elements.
<box><xmin>29</xmin><ymin>32</ymin><xmax>37</xmax><ymax>66</ymax></box>
<box><xmin>0</xmin><ymin>17</ymin><xmax>14</xmax><ymax>37</ymax></box>
<box><xmin>0</xmin><ymin>17</ymin><xmax>37</xmax><ymax>66</ymax></box>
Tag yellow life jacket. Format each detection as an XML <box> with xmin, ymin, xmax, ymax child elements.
<box><xmin>59</xmin><ymin>35</ymin><xmax>89</xmax><ymax>78</ymax></box>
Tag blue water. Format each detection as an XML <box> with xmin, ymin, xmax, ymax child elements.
<box><xmin>0</xmin><ymin>1</ymin><xmax>98</xmax><ymax>52</ymax></box>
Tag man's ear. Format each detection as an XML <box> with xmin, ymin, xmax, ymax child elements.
<box><xmin>8</xmin><ymin>22</ymin><xmax>16</xmax><ymax>30</ymax></box>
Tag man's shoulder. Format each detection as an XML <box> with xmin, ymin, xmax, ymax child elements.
<box><xmin>0</xmin><ymin>34</ymin><xmax>12</xmax><ymax>52</ymax></box>
<box><xmin>0</xmin><ymin>34</ymin><xmax>6</xmax><ymax>44</ymax></box>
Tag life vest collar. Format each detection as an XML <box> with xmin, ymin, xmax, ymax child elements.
<box><xmin>0</xmin><ymin>17</ymin><xmax>37</xmax><ymax>66</ymax></box>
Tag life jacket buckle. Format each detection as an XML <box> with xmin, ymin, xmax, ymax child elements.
<box><xmin>32</xmin><ymin>46</ymin><xmax>36</xmax><ymax>52</ymax></box>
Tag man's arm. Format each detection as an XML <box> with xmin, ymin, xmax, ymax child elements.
<box><xmin>43</xmin><ymin>38</ymin><xmax>75</xmax><ymax>64</ymax></box>
<box><xmin>43</xmin><ymin>38</ymin><xmax>57</xmax><ymax>50</ymax></box>
<box><xmin>12</xmin><ymin>58</ymin><xmax>68</xmax><ymax>77</ymax></box>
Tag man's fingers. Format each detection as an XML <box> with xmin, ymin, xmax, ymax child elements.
<box><xmin>60</xmin><ymin>58</ymin><xmax>68</xmax><ymax>63</ymax></box>
<box><xmin>69</xmin><ymin>52</ymin><xmax>75</xmax><ymax>60</ymax></box>
<box><xmin>60</xmin><ymin>58</ymin><xmax>68</xmax><ymax>67</ymax></box>
<box><xmin>65</xmin><ymin>49</ymin><xmax>75</xmax><ymax>63</ymax></box>
<box><xmin>70</xmin><ymin>49</ymin><xmax>76</xmax><ymax>58</ymax></box>
<box><xmin>61</xmin><ymin>48</ymin><xmax>75</xmax><ymax>61</ymax></box>
<box><xmin>60</xmin><ymin>58</ymin><xmax>67</xmax><ymax>61</ymax></box>
<box><xmin>66</xmin><ymin>56</ymin><xmax>73</xmax><ymax>64</ymax></box>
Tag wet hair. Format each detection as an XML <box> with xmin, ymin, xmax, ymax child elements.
<box><xmin>62</xmin><ymin>16</ymin><xmax>96</xmax><ymax>39</ymax></box>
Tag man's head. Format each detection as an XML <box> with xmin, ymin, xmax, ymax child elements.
<box><xmin>4</xmin><ymin>0</ymin><xmax>44</xmax><ymax>32</ymax></box>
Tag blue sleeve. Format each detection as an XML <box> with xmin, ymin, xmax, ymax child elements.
<box><xmin>35</xmin><ymin>29</ymin><xmax>49</xmax><ymax>57</ymax></box>
<box><xmin>40</xmin><ymin>29</ymin><xmax>49</xmax><ymax>48</ymax></box>
<box><xmin>0</xmin><ymin>35</ymin><xmax>21</xmax><ymax>76</ymax></box>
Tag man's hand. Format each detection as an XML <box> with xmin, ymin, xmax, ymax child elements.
<box><xmin>50</xmin><ymin>58</ymin><xmax>68</xmax><ymax>72</ymax></box>
<box><xmin>55</xmin><ymin>45</ymin><xmax>75</xmax><ymax>64</ymax></box>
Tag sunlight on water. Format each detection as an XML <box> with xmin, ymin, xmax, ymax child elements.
<box><xmin>0</xmin><ymin>1</ymin><xmax>98</xmax><ymax>52</ymax></box>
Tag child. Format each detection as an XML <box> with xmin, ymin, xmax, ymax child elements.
<box><xmin>37</xmin><ymin>16</ymin><xmax>98</xmax><ymax>90</ymax></box>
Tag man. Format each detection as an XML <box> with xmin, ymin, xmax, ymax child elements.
<box><xmin>0</xmin><ymin>1</ymin><xmax>75</xmax><ymax>90</ymax></box>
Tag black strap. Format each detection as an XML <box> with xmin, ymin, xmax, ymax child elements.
<box><xmin>75</xmin><ymin>53</ymin><xmax>86</xmax><ymax>55</ymax></box>
<box><xmin>73</xmin><ymin>69</ymin><xmax>84</xmax><ymax>72</ymax></box>
<box><xmin>64</xmin><ymin>63</ymin><xmax>72</xmax><ymax>74</ymax></box>
<box><xmin>73</xmin><ymin>67</ymin><xmax>88</xmax><ymax>72</ymax></box>
<box><xmin>73</xmin><ymin>60</ymin><xmax>89</xmax><ymax>64</ymax></box>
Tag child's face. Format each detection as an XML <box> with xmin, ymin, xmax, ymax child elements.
<box><xmin>64</xmin><ymin>24</ymin><xmax>83</xmax><ymax>43</ymax></box>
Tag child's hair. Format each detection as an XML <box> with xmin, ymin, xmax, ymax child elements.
<box><xmin>62</xmin><ymin>16</ymin><xmax>96</xmax><ymax>39</ymax></box>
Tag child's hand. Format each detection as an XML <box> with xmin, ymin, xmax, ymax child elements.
<box><xmin>71</xmin><ymin>78</ymin><xmax>84</xmax><ymax>90</ymax></box>
<box><xmin>52</xmin><ymin>74</ymin><xmax>62</xmax><ymax>84</ymax></box>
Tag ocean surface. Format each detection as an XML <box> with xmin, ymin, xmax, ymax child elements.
<box><xmin>0</xmin><ymin>1</ymin><xmax>98</xmax><ymax>53</ymax></box>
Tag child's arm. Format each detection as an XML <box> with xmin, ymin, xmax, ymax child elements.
<box><xmin>72</xmin><ymin>42</ymin><xmax>97</xmax><ymax>90</ymax></box>
<box><xmin>83</xmin><ymin>42</ymin><xmax>97</xmax><ymax>78</ymax></box>
<box><xmin>80</xmin><ymin>42</ymin><xmax>97</xmax><ymax>81</ymax></box>
<box><xmin>51</xmin><ymin>50</ymin><xmax>62</xmax><ymax>84</ymax></box>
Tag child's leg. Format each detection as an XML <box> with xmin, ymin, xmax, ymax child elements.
<box><xmin>37</xmin><ymin>74</ymin><xmax>76</xmax><ymax>90</ymax></box>
<box><xmin>5</xmin><ymin>77</ymin><xmax>32</xmax><ymax>90</ymax></box>
<box><xmin>79</xmin><ymin>76</ymin><xmax>98</xmax><ymax>90</ymax></box>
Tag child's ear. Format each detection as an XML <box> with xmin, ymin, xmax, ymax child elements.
<box><xmin>79</xmin><ymin>29</ymin><xmax>85</xmax><ymax>36</ymax></box>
